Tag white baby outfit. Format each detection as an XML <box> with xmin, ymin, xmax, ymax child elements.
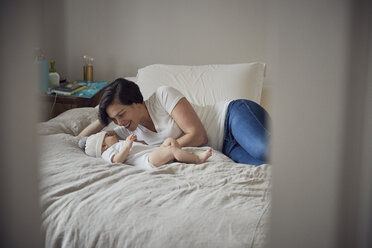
<box><xmin>101</xmin><ymin>140</ymin><xmax>157</xmax><ymax>171</ymax></box>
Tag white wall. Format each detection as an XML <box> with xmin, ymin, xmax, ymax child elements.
<box><xmin>43</xmin><ymin>0</ymin><xmax>273</xmax><ymax>83</ymax></box>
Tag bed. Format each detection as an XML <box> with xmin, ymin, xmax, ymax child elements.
<box><xmin>38</xmin><ymin>63</ymin><xmax>272</xmax><ymax>248</ymax></box>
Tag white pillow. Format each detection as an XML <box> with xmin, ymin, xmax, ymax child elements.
<box><xmin>136</xmin><ymin>63</ymin><xmax>265</xmax><ymax>106</ymax></box>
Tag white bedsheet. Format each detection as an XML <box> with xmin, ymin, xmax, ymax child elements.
<box><xmin>38</xmin><ymin>107</ymin><xmax>271</xmax><ymax>248</ymax></box>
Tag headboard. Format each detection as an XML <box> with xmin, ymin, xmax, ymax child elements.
<box><xmin>126</xmin><ymin>63</ymin><xmax>271</xmax><ymax>114</ymax></box>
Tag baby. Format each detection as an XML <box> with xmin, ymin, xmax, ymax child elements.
<box><xmin>81</xmin><ymin>131</ymin><xmax>212</xmax><ymax>170</ymax></box>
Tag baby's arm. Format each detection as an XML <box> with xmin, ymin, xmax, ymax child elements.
<box><xmin>111</xmin><ymin>134</ymin><xmax>136</xmax><ymax>163</ymax></box>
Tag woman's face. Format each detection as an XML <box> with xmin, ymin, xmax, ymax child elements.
<box><xmin>102</xmin><ymin>133</ymin><xmax>119</xmax><ymax>153</ymax></box>
<box><xmin>106</xmin><ymin>101</ymin><xmax>141</xmax><ymax>131</ymax></box>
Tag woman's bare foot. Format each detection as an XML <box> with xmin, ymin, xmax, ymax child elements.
<box><xmin>197</xmin><ymin>148</ymin><xmax>212</xmax><ymax>164</ymax></box>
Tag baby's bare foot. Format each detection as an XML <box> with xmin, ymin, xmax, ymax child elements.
<box><xmin>197</xmin><ymin>148</ymin><xmax>212</xmax><ymax>164</ymax></box>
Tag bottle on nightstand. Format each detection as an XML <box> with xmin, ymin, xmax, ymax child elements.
<box><xmin>34</xmin><ymin>48</ymin><xmax>49</xmax><ymax>93</ymax></box>
<box><xmin>83</xmin><ymin>55</ymin><xmax>94</xmax><ymax>81</ymax></box>
<box><xmin>48</xmin><ymin>60</ymin><xmax>60</xmax><ymax>89</ymax></box>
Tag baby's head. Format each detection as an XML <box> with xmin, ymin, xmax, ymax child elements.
<box><xmin>82</xmin><ymin>131</ymin><xmax>107</xmax><ymax>157</ymax></box>
<box><xmin>79</xmin><ymin>131</ymin><xmax>120</xmax><ymax>157</ymax></box>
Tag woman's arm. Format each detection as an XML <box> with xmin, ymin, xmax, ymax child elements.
<box><xmin>78</xmin><ymin>119</ymin><xmax>105</xmax><ymax>137</ymax></box>
<box><xmin>171</xmin><ymin>98</ymin><xmax>208</xmax><ymax>147</ymax></box>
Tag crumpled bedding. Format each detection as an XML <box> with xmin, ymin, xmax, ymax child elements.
<box><xmin>38</xmin><ymin>107</ymin><xmax>271</xmax><ymax>248</ymax></box>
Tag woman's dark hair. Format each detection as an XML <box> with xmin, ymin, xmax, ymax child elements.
<box><xmin>98</xmin><ymin>78</ymin><xmax>143</xmax><ymax>126</ymax></box>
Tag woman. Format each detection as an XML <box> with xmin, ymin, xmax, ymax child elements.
<box><xmin>79</xmin><ymin>78</ymin><xmax>270</xmax><ymax>165</ymax></box>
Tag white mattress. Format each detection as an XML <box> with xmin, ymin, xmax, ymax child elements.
<box><xmin>38</xmin><ymin>107</ymin><xmax>271</xmax><ymax>248</ymax></box>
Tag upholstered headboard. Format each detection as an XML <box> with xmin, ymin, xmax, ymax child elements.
<box><xmin>126</xmin><ymin>63</ymin><xmax>271</xmax><ymax>114</ymax></box>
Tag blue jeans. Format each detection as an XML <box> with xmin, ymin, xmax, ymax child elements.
<box><xmin>222</xmin><ymin>100</ymin><xmax>270</xmax><ymax>165</ymax></box>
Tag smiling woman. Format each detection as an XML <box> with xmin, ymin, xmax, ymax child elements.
<box><xmin>106</xmin><ymin>101</ymin><xmax>146</xmax><ymax>130</ymax></box>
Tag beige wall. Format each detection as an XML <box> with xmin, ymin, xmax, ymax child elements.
<box><xmin>43</xmin><ymin>0</ymin><xmax>275</xmax><ymax>84</ymax></box>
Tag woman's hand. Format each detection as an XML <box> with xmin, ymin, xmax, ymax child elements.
<box><xmin>171</xmin><ymin>98</ymin><xmax>208</xmax><ymax>147</ymax></box>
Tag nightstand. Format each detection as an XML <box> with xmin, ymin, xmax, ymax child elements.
<box><xmin>40</xmin><ymin>81</ymin><xmax>109</xmax><ymax>121</ymax></box>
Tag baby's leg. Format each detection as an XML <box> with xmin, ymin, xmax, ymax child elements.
<box><xmin>161</xmin><ymin>137</ymin><xmax>181</xmax><ymax>148</ymax></box>
<box><xmin>173</xmin><ymin>147</ymin><xmax>212</xmax><ymax>164</ymax></box>
<box><xmin>149</xmin><ymin>146</ymin><xmax>212</xmax><ymax>166</ymax></box>
<box><xmin>197</xmin><ymin>148</ymin><xmax>213</xmax><ymax>163</ymax></box>
<box><xmin>148</xmin><ymin>147</ymin><xmax>176</xmax><ymax>167</ymax></box>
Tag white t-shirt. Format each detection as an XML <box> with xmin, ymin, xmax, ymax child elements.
<box><xmin>114</xmin><ymin>86</ymin><xmax>230</xmax><ymax>151</ymax></box>
<box><xmin>101</xmin><ymin>140</ymin><xmax>156</xmax><ymax>170</ymax></box>
<box><xmin>114</xmin><ymin>86</ymin><xmax>184</xmax><ymax>145</ymax></box>
<box><xmin>191</xmin><ymin>100</ymin><xmax>231</xmax><ymax>151</ymax></box>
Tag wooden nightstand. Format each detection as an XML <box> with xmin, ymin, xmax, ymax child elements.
<box><xmin>40</xmin><ymin>81</ymin><xmax>109</xmax><ymax>121</ymax></box>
